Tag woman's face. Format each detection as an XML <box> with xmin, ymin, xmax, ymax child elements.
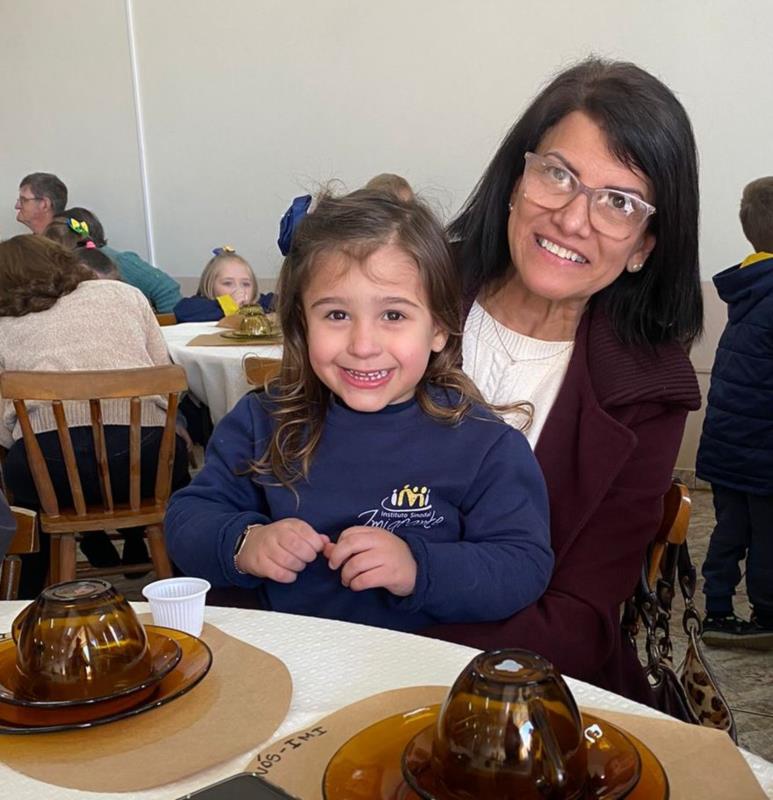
<box><xmin>507</xmin><ymin>111</ymin><xmax>655</xmax><ymax>308</ymax></box>
<box><xmin>212</xmin><ymin>258</ymin><xmax>255</xmax><ymax>306</ymax></box>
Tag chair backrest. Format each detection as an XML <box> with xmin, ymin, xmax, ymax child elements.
<box><xmin>243</xmin><ymin>356</ymin><xmax>281</xmax><ymax>388</ymax></box>
<box><xmin>647</xmin><ymin>479</ymin><xmax>691</xmax><ymax>587</ymax></box>
<box><xmin>155</xmin><ymin>312</ymin><xmax>177</xmax><ymax>326</ymax></box>
<box><xmin>0</xmin><ymin>366</ymin><xmax>187</xmax><ymax>520</ymax></box>
<box><xmin>0</xmin><ymin>506</ymin><xmax>39</xmax><ymax>600</ymax></box>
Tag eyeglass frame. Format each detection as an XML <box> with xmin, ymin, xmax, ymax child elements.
<box><xmin>521</xmin><ymin>152</ymin><xmax>656</xmax><ymax>238</ymax></box>
<box><xmin>16</xmin><ymin>195</ymin><xmax>43</xmax><ymax>205</ymax></box>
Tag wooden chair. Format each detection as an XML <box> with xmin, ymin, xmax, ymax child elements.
<box><xmin>0</xmin><ymin>507</ymin><xmax>39</xmax><ymax>600</ymax></box>
<box><xmin>243</xmin><ymin>356</ymin><xmax>281</xmax><ymax>388</ymax></box>
<box><xmin>647</xmin><ymin>479</ymin><xmax>692</xmax><ymax>587</ymax></box>
<box><xmin>155</xmin><ymin>312</ymin><xmax>177</xmax><ymax>326</ymax></box>
<box><xmin>0</xmin><ymin>366</ymin><xmax>187</xmax><ymax>585</ymax></box>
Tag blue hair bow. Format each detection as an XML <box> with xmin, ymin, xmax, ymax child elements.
<box><xmin>212</xmin><ymin>245</ymin><xmax>236</xmax><ymax>256</ymax></box>
<box><xmin>277</xmin><ymin>194</ymin><xmax>312</xmax><ymax>255</ymax></box>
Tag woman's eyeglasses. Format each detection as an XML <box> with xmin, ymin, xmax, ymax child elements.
<box><xmin>521</xmin><ymin>152</ymin><xmax>655</xmax><ymax>240</ymax></box>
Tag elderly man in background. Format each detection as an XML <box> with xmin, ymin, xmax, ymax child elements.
<box><xmin>15</xmin><ymin>172</ymin><xmax>67</xmax><ymax>234</ymax></box>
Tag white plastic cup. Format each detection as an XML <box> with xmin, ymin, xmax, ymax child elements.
<box><xmin>141</xmin><ymin>577</ymin><xmax>211</xmax><ymax>637</ymax></box>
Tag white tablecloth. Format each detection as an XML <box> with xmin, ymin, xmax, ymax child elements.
<box><xmin>161</xmin><ymin>322</ymin><xmax>282</xmax><ymax>424</ymax></box>
<box><xmin>1</xmin><ymin>601</ymin><xmax>771</xmax><ymax>799</ymax></box>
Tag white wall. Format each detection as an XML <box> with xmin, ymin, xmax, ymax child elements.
<box><xmin>2</xmin><ymin>0</ymin><xmax>773</xmax><ymax>282</ymax></box>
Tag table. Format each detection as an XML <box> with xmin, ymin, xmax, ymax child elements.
<box><xmin>1</xmin><ymin>601</ymin><xmax>771</xmax><ymax>799</ymax></box>
<box><xmin>161</xmin><ymin>322</ymin><xmax>282</xmax><ymax>424</ymax></box>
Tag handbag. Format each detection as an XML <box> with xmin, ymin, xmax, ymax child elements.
<box><xmin>624</xmin><ymin>538</ymin><xmax>737</xmax><ymax>741</ymax></box>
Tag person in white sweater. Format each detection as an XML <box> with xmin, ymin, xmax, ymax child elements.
<box><xmin>0</xmin><ymin>235</ymin><xmax>189</xmax><ymax>596</ymax></box>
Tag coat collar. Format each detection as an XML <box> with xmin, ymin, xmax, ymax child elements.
<box><xmin>534</xmin><ymin>304</ymin><xmax>699</xmax><ymax>558</ymax></box>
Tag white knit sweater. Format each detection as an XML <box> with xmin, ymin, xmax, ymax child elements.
<box><xmin>0</xmin><ymin>280</ymin><xmax>171</xmax><ymax>448</ymax></box>
<box><xmin>462</xmin><ymin>301</ymin><xmax>574</xmax><ymax>447</ymax></box>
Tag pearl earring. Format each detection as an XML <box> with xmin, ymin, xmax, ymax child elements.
<box><xmin>627</xmin><ymin>262</ymin><xmax>643</xmax><ymax>273</ymax></box>
<box><xmin>508</xmin><ymin>201</ymin><xmax>514</xmax><ymax>212</ymax></box>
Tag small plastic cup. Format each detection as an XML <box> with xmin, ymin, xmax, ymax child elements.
<box><xmin>142</xmin><ymin>577</ymin><xmax>211</xmax><ymax>637</ymax></box>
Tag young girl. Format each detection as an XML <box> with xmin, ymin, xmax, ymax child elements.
<box><xmin>174</xmin><ymin>247</ymin><xmax>273</xmax><ymax>322</ymax></box>
<box><xmin>165</xmin><ymin>190</ymin><xmax>553</xmax><ymax>632</ymax></box>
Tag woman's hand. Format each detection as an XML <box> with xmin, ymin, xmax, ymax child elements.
<box><xmin>236</xmin><ymin>519</ymin><xmax>329</xmax><ymax>583</ymax></box>
<box><xmin>324</xmin><ymin>526</ymin><xmax>417</xmax><ymax>596</ymax></box>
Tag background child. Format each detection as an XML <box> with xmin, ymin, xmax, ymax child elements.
<box><xmin>696</xmin><ymin>176</ymin><xmax>773</xmax><ymax>649</ymax></box>
<box><xmin>45</xmin><ymin>207</ymin><xmax>182</xmax><ymax>313</ymax></box>
<box><xmin>166</xmin><ymin>189</ymin><xmax>553</xmax><ymax>632</ymax></box>
<box><xmin>76</xmin><ymin>242</ymin><xmax>122</xmax><ymax>281</ymax></box>
<box><xmin>364</xmin><ymin>172</ymin><xmax>415</xmax><ymax>202</ymax></box>
<box><xmin>174</xmin><ymin>247</ymin><xmax>273</xmax><ymax>322</ymax></box>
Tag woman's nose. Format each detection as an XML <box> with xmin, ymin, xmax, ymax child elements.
<box><xmin>552</xmin><ymin>192</ymin><xmax>593</xmax><ymax>238</ymax></box>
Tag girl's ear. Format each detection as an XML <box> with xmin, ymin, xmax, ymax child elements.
<box><xmin>431</xmin><ymin>325</ymin><xmax>449</xmax><ymax>353</ymax></box>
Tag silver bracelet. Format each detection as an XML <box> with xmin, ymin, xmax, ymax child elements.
<box><xmin>233</xmin><ymin>524</ymin><xmax>259</xmax><ymax>575</ymax></box>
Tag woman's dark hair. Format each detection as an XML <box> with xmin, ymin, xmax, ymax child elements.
<box><xmin>62</xmin><ymin>206</ymin><xmax>107</xmax><ymax>247</ymax></box>
<box><xmin>449</xmin><ymin>56</ymin><xmax>702</xmax><ymax>347</ymax></box>
<box><xmin>0</xmin><ymin>235</ymin><xmax>94</xmax><ymax>317</ymax></box>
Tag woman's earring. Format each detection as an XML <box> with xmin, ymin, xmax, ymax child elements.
<box><xmin>508</xmin><ymin>201</ymin><xmax>514</xmax><ymax>212</ymax></box>
<box><xmin>627</xmin><ymin>262</ymin><xmax>643</xmax><ymax>273</ymax></box>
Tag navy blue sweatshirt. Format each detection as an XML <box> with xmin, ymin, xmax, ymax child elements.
<box><xmin>165</xmin><ymin>391</ymin><xmax>553</xmax><ymax>632</ymax></box>
<box><xmin>173</xmin><ymin>293</ymin><xmax>275</xmax><ymax>323</ymax></box>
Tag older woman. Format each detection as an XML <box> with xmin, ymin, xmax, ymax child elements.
<box><xmin>0</xmin><ymin>236</ymin><xmax>189</xmax><ymax>596</ymax></box>
<box><xmin>427</xmin><ymin>58</ymin><xmax>702</xmax><ymax>704</ymax></box>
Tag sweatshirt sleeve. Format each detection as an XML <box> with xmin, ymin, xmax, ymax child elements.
<box><xmin>111</xmin><ymin>249</ymin><xmax>182</xmax><ymax>313</ymax></box>
<box><xmin>164</xmin><ymin>393</ymin><xmax>273</xmax><ymax>588</ymax></box>
<box><xmin>397</xmin><ymin>427</ymin><xmax>553</xmax><ymax>623</ymax></box>
<box><xmin>173</xmin><ymin>296</ymin><xmax>225</xmax><ymax>323</ymax></box>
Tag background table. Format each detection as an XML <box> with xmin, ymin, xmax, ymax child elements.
<box><xmin>1</xmin><ymin>601</ymin><xmax>771</xmax><ymax>799</ymax></box>
<box><xmin>161</xmin><ymin>322</ymin><xmax>282</xmax><ymax>424</ymax></box>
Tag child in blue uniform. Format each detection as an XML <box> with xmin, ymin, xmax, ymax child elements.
<box><xmin>174</xmin><ymin>247</ymin><xmax>273</xmax><ymax>322</ymax></box>
<box><xmin>165</xmin><ymin>190</ymin><xmax>553</xmax><ymax>632</ymax></box>
<box><xmin>696</xmin><ymin>176</ymin><xmax>773</xmax><ymax>649</ymax></box>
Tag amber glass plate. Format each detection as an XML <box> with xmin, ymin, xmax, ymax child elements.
<box><xmin>323</xmin><ymin>707</ymin><xmax>669</xmax><ymax>800</ymax></box>
<box><xmin>220</xmin><ymin>330</ymin><xmax>283</xmax><ymax>343</ymax></box>
<box><xmin>0</xmin><ymin>630</ymin><xmax>181</xmax><ymax>708</ymax></box>
<box><xmin>0</xmin><ymin>626</ymin><xmax>212</xmax><ymax>734</ymax></box>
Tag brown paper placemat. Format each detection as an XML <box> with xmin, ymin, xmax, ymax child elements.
<box><xmin>245</xmin><ymin>686</ymin><xmax>766</xmax><ymax>800</ymax></box>
<box><xmin>186</xmin><ymin>332</ymin><xmax>283</xmax><ymax>347</ymax></box>
<box><xmin>0</xmin><ymin>620</ymin><xmax>292</xmax><ymax>792</ymax></box>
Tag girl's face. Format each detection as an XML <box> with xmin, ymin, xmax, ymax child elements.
<box><xmin>507</xmin><ymin>111</ymin><xmax>655</xmax><ymax>311</ymax></box>
<box><xmin>302</xmin><ymin>243</ymin><xmax>448</xmax><ymax>412</ymax></box>
<box><xmin>212</xmin><ymin>258</ymin><xmax>255</xmax><ymax>306</ymax></box>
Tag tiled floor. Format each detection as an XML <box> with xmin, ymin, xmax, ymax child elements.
<box><xmin>114</xmin><ymin>487</ymin><xmax>772</xmax><ymax>762</ymax></box>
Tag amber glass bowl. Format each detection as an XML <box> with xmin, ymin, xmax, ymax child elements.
<box><xmin>403</xmin><ymin>650</ymin><xmax>588</xmax><ymax>800</ymax></box>
<box><xmin>11</xmin><ymin>579</ymin><xmax>154</xmax><ymax>703</ymax></box>
<box><xmin>239</xmin><ymin>305</ymin><xmax>273</xmax><ymax>336</ymax></box>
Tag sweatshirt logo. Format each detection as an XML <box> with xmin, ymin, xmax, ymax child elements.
<box><xmin>383</xmin><ymin>484</ymin><xmax>432</xmax><ymax>511</ymax></box>
<box><xmin>357</xmin><ymin>481</ymin><xmax>444</xmax><ymax>532</ymax></box>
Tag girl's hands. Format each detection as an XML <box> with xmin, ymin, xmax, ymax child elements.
<box><xmin>235</xmin><ymin>519</ymin><xmax>329</xmax><ymax>583</ymax></box>
<box><xmin>323</xmin><ymin>526</ymin><xmax>417</xmax><ymax>596</ymax></box>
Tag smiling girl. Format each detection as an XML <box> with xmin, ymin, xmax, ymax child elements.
<box><xmin>165</xmin><ymin>190</ymin><xmax>553</xmax><ymax>631</ymax></box>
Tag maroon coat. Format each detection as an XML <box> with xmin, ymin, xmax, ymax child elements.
<box><xmin>425</xmin><ymin>302</ymin><xmax>701</xmax><ymax>703</ymax></box>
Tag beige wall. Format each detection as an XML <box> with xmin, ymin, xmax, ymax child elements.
<box><xmin>675</xmin><ymin>279</ymin><xmax>728</xmax><ymax>474</ymax></box>
<box><xmin>2</xmin><ymin>0</ymin><xmax>771</xmax><ymax>280</ymax></box>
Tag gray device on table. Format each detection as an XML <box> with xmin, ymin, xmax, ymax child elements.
<box><xmin>177</xmin><ymin>772</ymin><xmax>302</xmax><ymax>799</ymax></box>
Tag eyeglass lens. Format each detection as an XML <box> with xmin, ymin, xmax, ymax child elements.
<box><xmin>522</xmin><ymin>153</ymin><xmax>653</xmax><ymax>240</ymax></box>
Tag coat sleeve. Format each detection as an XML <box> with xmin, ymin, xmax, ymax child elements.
<box><xmin>173</xmin><ymin>296</ymin><xmax>224</xmax><ymax>323</ymax></box>
<box><xmin>164</xmin><ymin>394</ymin><xmax>273</xmax><ymax>588</ymax></box>
<box><xmin>396</xmin><ymin>428</ymin><xmax>553</xmax><ymax>623</ymax></box>
<box><xmin>423</xmin><ymin>403</ymin><xmax>687</xmax><ymax>681</ymax></box>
